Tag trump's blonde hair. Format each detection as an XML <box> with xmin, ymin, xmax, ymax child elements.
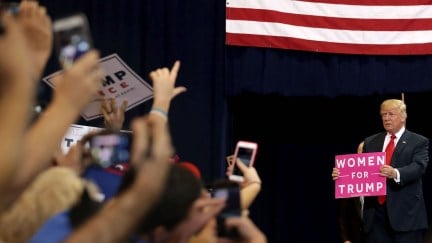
<box><xmin>380</xmin><ymin>99</ymin><xmax>407</xmax><ymax>120</ymax></box>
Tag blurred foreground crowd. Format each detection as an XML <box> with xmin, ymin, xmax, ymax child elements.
<box><xmin>0</xmin><ymin>1</ymin><xmax>267</xmax><ymax>243</ymax></box>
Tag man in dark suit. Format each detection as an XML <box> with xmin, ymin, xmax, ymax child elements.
<box><xmin>362</xmin><ymin>99</ymin><xmax>429</xmax><ymax>243</ymax></box>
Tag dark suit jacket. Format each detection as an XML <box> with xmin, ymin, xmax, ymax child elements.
<box><xmin>362</xmin><ymin>130</ymin><xmax>429</xmax><ymax>232</ymax></box>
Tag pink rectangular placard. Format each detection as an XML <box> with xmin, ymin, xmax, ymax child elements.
<box><xmin>335</xmin><ymin>152</ymin><xmax>386</xmax><ymax>198</ymax></box>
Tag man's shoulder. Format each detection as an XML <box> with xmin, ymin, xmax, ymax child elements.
<box><xmin>402</xmin><ymin>130</ymin><xmax>429</xmax><ymax>146</ymax></box>
<box><xmin>404</xmin><ymin>130</ymin><xmax>428</xmax><ymax>139</ymax></box>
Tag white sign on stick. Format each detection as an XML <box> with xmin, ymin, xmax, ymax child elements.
<box><xmin>43</xmin><ymin>53</ymin><xmax>153</xmax><ymax>121</ymax></box>
<box><xmin>61</xmin><ymin>124</ymin><xmax>131</xmax><ymax>154</ymax></box>
<box><xmin>61</xmin><ymin>124</ymin><xmax>103</xmax><ymax>154</ymax></box>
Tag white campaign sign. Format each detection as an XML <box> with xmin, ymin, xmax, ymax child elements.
<box><xmin>43</xmin><ymin>53</ymin><xmax>153</xmax><ymax>121</ymax></box>
<box><xmin>61</xmin><ymin>124</ymin><xmax>132</xmax><ymax>154</ymax></box>
<box><xmin>61</xmin><ymin>124</ymin><xmax>103</xmax><ymax>153</ymax></box>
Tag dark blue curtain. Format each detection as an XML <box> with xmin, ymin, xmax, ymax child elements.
<box><xmin>38</xmin><ymin>0</ymin><xmax>432</xmax><ymax>242</ymax></box>
<box><xmin>39</xmin><ymin>0</ymin><xmax>229</xmax><ymax>184</ymax></box>
<box><xmin>226</xmin><ymin>48</ymin><xmax>432</xmax><ymax>97</ymax></box>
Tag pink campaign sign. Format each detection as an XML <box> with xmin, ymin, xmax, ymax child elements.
<box><xmin>335</xmin><ymin>152</ymin><xmax>386</xmax><ymax>198</ymax></box>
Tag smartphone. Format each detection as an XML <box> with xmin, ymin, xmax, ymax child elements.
<box><xmin>229</xmin><ymin>140</ymin><xmax>258</xmax><ymax>182</ymax></box>
<box><xmin>52</xmin><ymin>13</ymin><xmax>93</xmax><ymax>68</ymax></box>
<box><xmin>89</xmin><ymin>132</ymin><xmax>131</xmax><ymax>168</ymax></box>
<box><xmin>211</xmin><ymin>180</ymin><xmax>241</xmax><ymax>238</ymax></box>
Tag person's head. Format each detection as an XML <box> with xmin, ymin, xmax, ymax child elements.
<box><xmin>380</xmin><ymin>99</ymin><xmax>406</xmax><ymax>134</ymax></box>
<box><xmin>177</xmin><ymin>161</ymin><xmax>202</xmax><ymax>180</ymax></box>
<box><xmin>69</xmin><ymin>181</ymin><xmax>105</xmax><ymax>229</ymax></box>
<box><xmin>118</xmin><ymin>163</ymin><xmax>203</xmax><ymax>242</ymax></box>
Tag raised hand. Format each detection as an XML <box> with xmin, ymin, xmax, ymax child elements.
<box><xmin>52</xmin><ymin>50</ymin><xmax>104</xmax><ymax>113</ymax></box>
<box><xmin>149</xmin><ymin>60</ymin><xmax>187</xmax><ymax>113</ymax></box>
<box><xmin>16</xmin><ymin>1</ymin><xmax>52</xmax><ymax>79</ymax></box>
<box><xmin>101</xmin><ymin>98</ymin><xmax>128</xmax><ymax>131</ymax></box>
<box><xmin>332</xmin><ymin>167</ymin><xmax>340</xmax><ymax>180</ymax></box>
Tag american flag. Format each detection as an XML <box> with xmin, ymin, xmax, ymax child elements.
<box><xmin>226</xmin><ymin>0</ymin><xmax>432</xmax><ymax>55</ymax></box>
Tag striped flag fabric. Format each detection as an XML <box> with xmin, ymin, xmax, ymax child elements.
<box><xmin>226</xmin><ymin>0</ymin><xmax>432</xmax><ymax>55</ymax></box>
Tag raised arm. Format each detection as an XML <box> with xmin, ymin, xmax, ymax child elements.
<box><xmin>0</xmin><ymin>11</ymin><xmax>36</xmax><ymax>202</ymax></box>
<box><xmin>236</xmin><ymin>159</ymin><xmax>262</xmax><ymax>210</ymax></box>
<box><xmin>16</xmin><ymin>0</ymin><xmax>52</xmax><ymax>80</ymax></box>
<box><xmin>101</xmin><ymin>98</ymin><xmax>128</xmax><ymax>131</ymax></box>
<box><xmin>131</xmin><ymin>60</ymin><xmax>186</xmax><ymax>165</ymax></box>
<box><xmin>148</xmin><ymin>60</ymin><xmax>186</xmax><ymax>121</ymax></box>
<box><xmin>6</xmin><ymin>51</ymin><xmax>104</xmax><ymax>208</ymax></box>
<box><xmin>64</xmin><ymin>60</ymin><xmax>187</xmax><ymax>242</ymax></box>
<box><xmin>64</xmin><ymin>113</ymin><xmax>173</xmax><ymax>243</ymax></box>
<box><xmin>225</xmin><ymin>157</ymin><xmax>262</xmax><ymax>210</ymax></box>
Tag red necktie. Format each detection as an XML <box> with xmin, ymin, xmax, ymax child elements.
<box><xmin>378</xmin><ymin>134</ymin><xmax>396</xmax><ymax>204</ymax></box>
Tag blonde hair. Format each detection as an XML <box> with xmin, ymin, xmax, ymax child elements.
<box><xmin>0</xmin><ymin>167</ymin><xmax>86</xmax><ymax>243</ymax></box>
<box><xmin>381</xmin><ymin>99</ymin><xmax>407</xmax><ymax>119</ymax></box>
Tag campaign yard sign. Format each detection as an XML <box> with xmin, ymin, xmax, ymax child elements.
<box><xmin>60</xmin><ymin>124</ymin><xmax>131</xmax><ymax>154</ymax></box>
<box><xmin>43</xmin><ymin>53</ymin><xmax>153</xmax><ymax>121</ymax></box>
<box><xmin>335</xmin><ymin>152</ymin><xmax>386</xmax><ymax>198</ymax></box>
<box><xmin>61</xmin><ymin>124</ymin><xmax>102</xmax><ymax>154</ymax></box>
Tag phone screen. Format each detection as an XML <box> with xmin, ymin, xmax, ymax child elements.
<box><xmin>211</xmin><ymin>180</ymin><xmax>241</xmax><ymax>237</ymax></box>
<box><xmin>213</xmin><ymin>187</ymin><xmax>241</xmax><ymax>217</ymax></box>
<box><xmin>89</xmin><ymin>133</ymin><xmax>131</xmax><ymax>168</ymax></box>
<box><xmin>231</xmin><ymin>146</ymin><xmax>254</xmax><ymax>178</ymax></box>
<box><xmin>53</xmin><ymin>13</ymin><xmax>93</xmax><ymax>68</ymax></box>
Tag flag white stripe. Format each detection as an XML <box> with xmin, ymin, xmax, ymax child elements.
<box><xmin>226</xmin><ymin>20</ymin><xmax>432</xmax><ymax>44</ymax></box>
<box><xmin>227</xmin><ymin>0</ymin><xmax>432</xmax><ymax>19</ymax></box>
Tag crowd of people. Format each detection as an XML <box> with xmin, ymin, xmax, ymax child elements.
<box><xmin>6</xmin><ymin>1</ymin><xmax>432</xmax><ymax>243</ymax></box>
<box><xmin>0</xmin><ymin>1</ymin><xmax>267</xmax><ymax>243</ymax></box>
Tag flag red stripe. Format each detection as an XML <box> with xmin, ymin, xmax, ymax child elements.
<box><xmin>227</xmin><ymin>7</ymin><xmax>432</xmax><ymax>31</ymax></box>
<box><xmin>226</xmin><ymin>33</ymin><xmax>432</xmax><ymax>55</ymax></box>
<box><xmin>226</xmin><ymin>0</ymin><xmax>432</xmax><ymax>54</ymax></box>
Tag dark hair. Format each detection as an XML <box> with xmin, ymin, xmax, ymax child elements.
<box><xmin>118</xmin><ymin>163</ymin><xmax>202</xmax><ymax>234</ymax></box>
<box><xmin>69</xmin><ymin>187</ymin><xmax>104</xmax><ymax>229</ymax></box>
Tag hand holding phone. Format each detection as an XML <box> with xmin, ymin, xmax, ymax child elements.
<box><xmin>52</xmin><ymin>13</ymin><xmax>93</xmax><ymax>68</ymax></box>
<box><xmin>228</xmin><ymin>141</ymin><xmax>258</xmax><ymax>183</ymax></box>
<box><xmin>211</xmin><ymin>180</ymin><xmax>241</xmax><ymax>238</ymax></box>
